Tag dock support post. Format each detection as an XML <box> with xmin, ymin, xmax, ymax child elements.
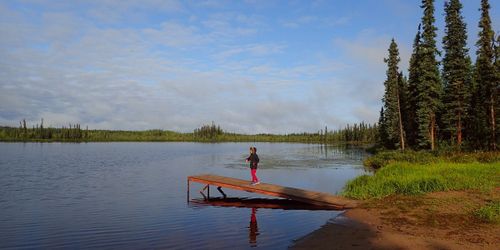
<box><xmin>217</xmin><ymin>186</ymin><xmax>227</xmax><ymax>199</ymax></box>
<box><xmin>187</xmin><ymin>178</ymin><xmax>190</xmax><ymax>203</ymax></box>
<box><xmin>199</xmin><ymin>184</ymin><xmax>209</xmax><ymax>200</ymax></box>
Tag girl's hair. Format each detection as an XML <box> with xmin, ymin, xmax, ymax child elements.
<box><xmin>253</xmin><ymin>147</ymin><xmax>257</xmax><ymax>153</ymax></box>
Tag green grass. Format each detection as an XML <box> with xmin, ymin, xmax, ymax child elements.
<box><xmin>363</xmin><ymin>150</ymin><xmax>500</xmax><ymax>168</ymax></box>
<box><xmin>475</xmin><ymin>201</ymin><xmax>500</xmax><ymax>223</ymax></box>
<box><xmin>342</xmin><ymin>162</ymin><xmax>500</xmax><ymax>199</ymax></box>
<box><xmin>363</xmin><ymin>150</ymin><xmax>435</xmax><ymax>168</ymax></box>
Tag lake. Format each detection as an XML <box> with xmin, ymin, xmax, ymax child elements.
<box><xmin>0</xmin><ymin>142</ymin><xmax>370</xmax><ymax>249</ymax></box>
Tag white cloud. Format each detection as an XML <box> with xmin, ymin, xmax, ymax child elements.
<box><xmin>326</xmin><ymin>29</ymin><xmax>414</xmax><ymax>124</ymax></box>
<box><xmin>143</xmin><ymin>21</ymin><xmax>207</xmax><ymax>48</ymax></box>
<box><xmin>281</xmin><ymin>15</ymin><xmax>318</xmax><ymax>28</ymax></box>
<box><xmin>281</xmin><ymin>15</ymin><xmax>351</xmax><ymax>29</ymax></box>
<box><xmin>333</xmin><ymin>29</ymin><xmax>411</xmax><ymax>73</ymax></box>
<box><xmin>0</xmin><ymin>1</ymin><xmax>388</xmax><ymax>133</ymax></box>
<box><xmin>214</xmin><ymin>43</ymin><xmax>286</xmax><ymax>60</ymax></box>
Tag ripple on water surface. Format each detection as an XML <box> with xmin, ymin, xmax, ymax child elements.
<box><xmin>0</xmin><ymin>142</ymin><xmax>370</xmax><ymax>249</ymax></box>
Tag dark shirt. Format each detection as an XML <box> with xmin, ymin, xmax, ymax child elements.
<box><xmin>247</xmin><ymin>153</ymin><xmax>259</xmax><ymax>169</ymax></box>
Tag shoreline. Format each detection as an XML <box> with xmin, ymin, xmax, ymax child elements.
<box><xmin>0</xmin><ymin>140</ymin><xmax>373</xmax><ymax>146</ymax></box>
<box><xmin>291</xmin><ymin>190</ymin><xmax>500</xmax><ymax>249</ymax></box>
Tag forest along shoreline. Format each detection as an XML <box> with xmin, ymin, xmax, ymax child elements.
<box><xmin>292</xmin><ymin>151</ymin><xmax>500</xmax><ymax>250</ymax></box>
<box><xmin>0</xmin><ymin>121</ymin><xmax>377</xmax><ymax>143</ymax></box>
<box><xmin>293</xmin><ymin>0</ymin><xmax>500</xmax><ymax>248</ymax></box>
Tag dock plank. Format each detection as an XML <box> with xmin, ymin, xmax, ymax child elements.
<box><xmin>188</xmin><ymin>174</ymin><xmax>358</xmax><ymax>209</ymax></box>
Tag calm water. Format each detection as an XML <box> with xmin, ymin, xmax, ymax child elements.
<box><xmin>0</xmin><ymin>142</ymin><xmax>370</xmax><ymax>249</ymax></box>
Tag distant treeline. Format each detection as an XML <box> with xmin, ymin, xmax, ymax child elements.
<box><xmin>378</xmin><ymin>0</ymin><xmax>499</xmax><ymax>151</ymax></box>
<box><xmin>0</xmin><ymin>120</ymin><xmax>377</xmax><ymax>144</ymax></box>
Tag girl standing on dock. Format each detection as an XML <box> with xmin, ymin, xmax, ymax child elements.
<box><xmin>246</xmin><ymin>147</ymin><xmax>260</xmax><ymax>185</ymax></box>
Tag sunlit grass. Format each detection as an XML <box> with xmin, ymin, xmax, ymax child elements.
<box><xmin>363</xmin><ymin>150</ymin><xmax>500</xmax><ymax>169</ymax></box>
<box><xmin>342</xmin><ymin>162</ymin><xmax>500</xmax><ymax>199</ymax></box>
<box><xmin>475</xmin><ymin>201</ymin><xmax>500</xmax><ymax>224</ymax></box>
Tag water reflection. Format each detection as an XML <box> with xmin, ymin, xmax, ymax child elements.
<box><xmin>0</xmin><ymin>142</ymin><xmax>365</xmax><ymax>249</ymax></box>
<box><xmin>189</xmin><ymin>197</ymin><xmax>339</xmax><ymax>248</ymax></box>
<box><xmin>249</xmin><ymin>207</ymin><xmax>259</xmax><ymax>247</ymax></box>
<box><xmin>222</xmin><ymin>143</ymin><xmax>371</xmax><ymax>170</ymax></box>
<box><xmin>307</xmin><ymin>144</ymin><xmax>368</xmax><ymax>162</ymax></box>
<box><xmin>189</xmin><ymin>197</ymin><xmax>338</xmax><ymax>211</ymax></box>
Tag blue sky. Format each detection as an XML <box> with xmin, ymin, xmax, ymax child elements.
<box><xmin>0</xmin><ymin>0</ymin><xmax>498</xmax><ymax>133</ymax></box>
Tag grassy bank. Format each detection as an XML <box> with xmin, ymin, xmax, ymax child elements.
<box><xmin>363</xmin><ymin>150</ymin><xmax>500</xmax><ymax>168</ymax></box>
<box><xmin>343</xmin><ymin>151</ymin><xmax>500</xmax><ymax>199</ymax></box>
<box><xmin>475</xmin><ymin>201</ymin><xmax>500</xmax><ymax>224</ymax></box>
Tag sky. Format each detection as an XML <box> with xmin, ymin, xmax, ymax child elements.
<box><xmin>0</xmin><ymin>0</ymin><xmax>498</xmax><ymax>134</ymax></box>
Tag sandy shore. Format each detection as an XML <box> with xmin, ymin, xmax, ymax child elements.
<box><xmin>291</xmin><ymin>190</ymin><xmax>499</xmax><ymax>249</ymax></box>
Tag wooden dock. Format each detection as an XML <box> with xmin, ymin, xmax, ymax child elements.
<box><xmin>187</xmin><ymin>174</ymin><xmax>358</xmax><ymax>209</ymax></box>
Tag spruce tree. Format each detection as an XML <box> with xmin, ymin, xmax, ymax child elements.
<box><xmin>442</xmin><ymin>0</ymin><xmax>469</xmax><ymax>148</ymax></box>
<box><xmin>406</xmin><ymin>24</ymin><xmax>423</xmax><ymax>148</ymax></box>
<box><xmin>382</xmin><ymin>39</ymin><xmax>405</xmax><ymax>150</ymax></box>
<box><xmin>495</xmin><ymin>35</ymin><xmax>500</xmax><ymax>146</ymax></box>
<box><xmin>397</xmin><ymin>72</ymin><xmax>408</xmax><ymax>150</ymax></box>
<box><xmin>495</xmin><ymin>34</ymin><xmax>499</xmax><ymax>70</ymax></box>
<box><xmin>416</xmin><ymin>0</ymin><xmax>442</xmax><ymax>150</ymax></box>
<box><xmin>377</xmin><ymin>106</ymin><xmax>389</xmax><ymax>148</ymax></box>
<box><xmin>474</xmin><ymin>0</ymin><xmax>496</xmax><ymax>150</ymax></box>
<box><xmin>463</xmin><ymin>56</ymin><xmax>477</xmax><ymax>148</ymax></box>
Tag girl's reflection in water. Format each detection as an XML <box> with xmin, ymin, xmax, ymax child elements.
<box><xmin>249</xmin><ymin>208</ymin><xmax>259</xmax><ymax>247</ymax></box>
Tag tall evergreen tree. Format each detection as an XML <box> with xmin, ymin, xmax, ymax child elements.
<box><xmin>397</xmin><ymin>72</ymin><xmax>408</xmax><ymax>150</ymax></box>
<box><xmin>416</xmin><ymin>0</ymin><xmax>442</xmax><ymax>150</ymax></box>
<box><xmin>378</xmin><ymin>106</ymin><xmax>389</xmax><ymax>147</ymax></box>
<box><xmin>441</xmin><ymin>0</ymin><xmax>470</xmax><ymax>148</ymax></box>
<box><xmin>462</xmin><ymin>56</ymin><xmax>477</xmax><ymax>147</ymax></box>
<box><xmin>496</xmin><ymin>34</ymin><xmax>500</xmax><ymax>72</ymax></box>
<box><xmin>474</xmin><ymin>0</ymin><xmax>496</xmax><ymax>150</ymax></box>
<box><xmin>495</xmin><ymin>34</ymin><xmax>500</xmax><ymax>146</ymax></box>
<box><xmin>406</xmin><ymin>24</ymin><xmax>423</xmax><ymax>148</ymax></box>
<box><xmin>382</xmin><ymin>39</ymin><xmax>405</xmax><ymax>150</ymax></box>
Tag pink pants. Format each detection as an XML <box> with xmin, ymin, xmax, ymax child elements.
<box><xmin>251</xmin><ymin>168</ymin><xmax>259</xmax><ymax>182</ymax></box>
